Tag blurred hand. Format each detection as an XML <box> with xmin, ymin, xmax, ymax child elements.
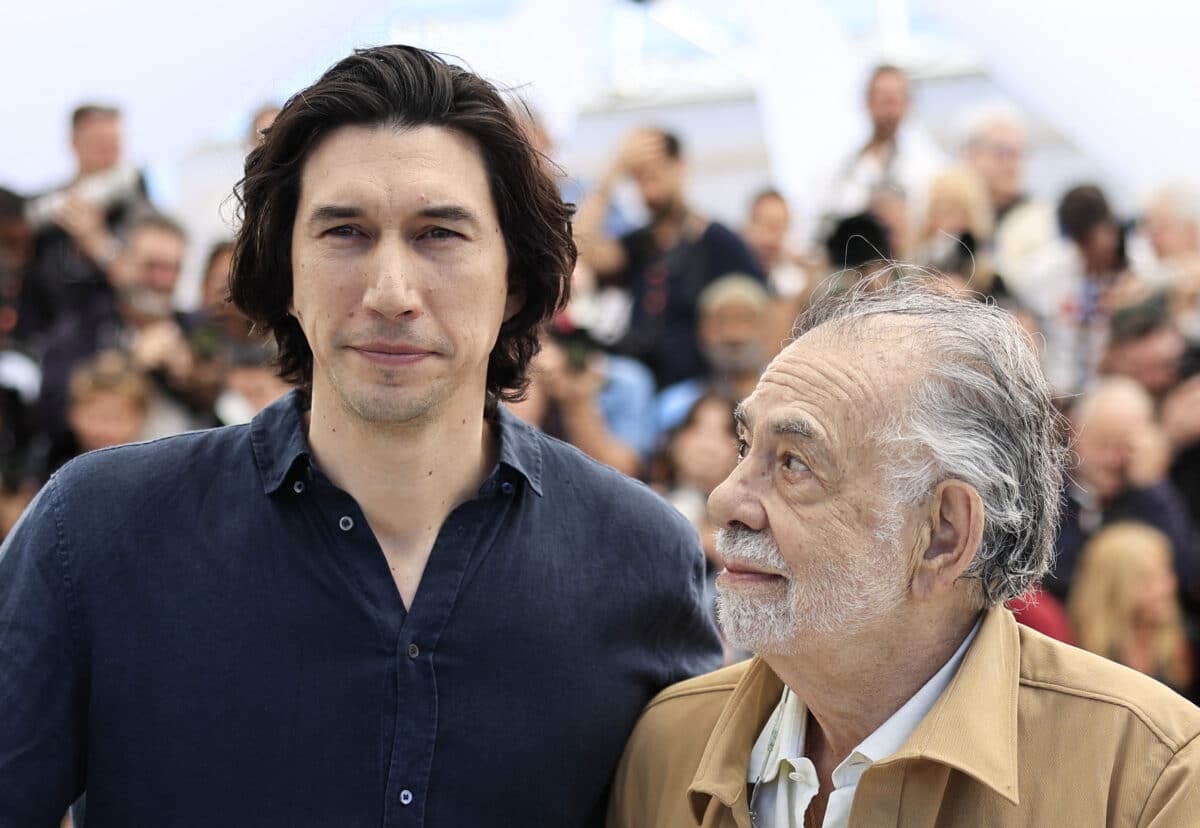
<box><xmin>542</xmin><ymin>350</ymin><xmax>605</xmax><ymax>408</ymax></box>
<box><xmin>132</xmin><ymin>320</ymin><xmax>194</xmax><ymax>383</ymax></box>
<box><xmin>1126</xmin><ymin>424</ymin><xmax>1172</xmax><ymax>487</ymax></box>
<box><xmin>1162</xmin><ymin>375</ymin><xmax>1200</xmax><ymax>452</ymax></box>
<box><xmin>610</xmin><ymin>129</ymin><xmax>666</xmax><ymax>179</ymax></box>
<box><xmin>55</xmin><ymin>194</ymin><xmax>116</xmax><ymax>265</ymax></box>
<box><xmin>1099</xmin><ymin>271</ymin><xmax>1152</xmax><ymax>314</ymax></box>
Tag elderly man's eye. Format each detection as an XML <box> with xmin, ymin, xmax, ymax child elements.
<box><xmin>735</xmin><ymin>438</ymin><xmax>749</xmax><ymax>461</ymax></box>
<box><xmin>782</xmin><ymin>454</ymin><xmax>810</xmax><ymax>474</ymax></box>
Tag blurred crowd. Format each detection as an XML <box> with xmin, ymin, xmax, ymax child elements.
<box><xmin>5</xmin><ymin>64</ymin><xmax>1200</xmax><ymax>701</ymax></box>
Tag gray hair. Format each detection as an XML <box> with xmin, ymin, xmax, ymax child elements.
<box><xmin>1144</xmin><ymin>181</ymin><xmax>1200</xmax><ymax>228</ymax></box>
<box><xmin>796</xmin><ymin>273</ymin><xmax>1068</xmax><ymax>606</ymax></box>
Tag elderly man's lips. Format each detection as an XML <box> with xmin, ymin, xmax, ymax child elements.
<box><xmin>719</xmin><ymin>562</ymin><xmax>785</xmax><ymax>586</ymax></box>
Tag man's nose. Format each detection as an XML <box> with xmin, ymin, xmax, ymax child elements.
<box><xmin>363</xmin><ymin>241</ymin><xmax>423</xmax><ymax>319</ymax></box>
<box><xmin>707</xmin><ymin>457</ymin><xmax>768</xmax><ymax>533</ymax></box>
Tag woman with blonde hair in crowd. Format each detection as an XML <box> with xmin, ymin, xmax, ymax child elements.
<box><xmin>1069</xmin><ymin>521</ymin><xmax>1195</xmax><ymax>699</ymax></box>
<box><xmin>913</xmin><ymin>165</ymin><xmax>1012</xmax><ymax>300</ymax></box>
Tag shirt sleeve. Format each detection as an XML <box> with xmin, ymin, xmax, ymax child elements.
<box><xmin>1138</xmin><ymin>732</ymin><xmax>1200</xmax><ymax>827</ymax></box>
<box><xmin>0</xmin><ymin>475</ymin><xmax>86</xmax><ymax>825</ymax></box>
<box><xmin>651</xmin><ymin>518</ymin><xmax>724</xmax><ymax>687</ymax></box>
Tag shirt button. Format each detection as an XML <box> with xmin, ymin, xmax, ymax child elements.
<box><xmin>338</xmin><ymin>515</ymin><xmax>354</xmax><ymax>531</ymax></box>
<box><xmin>408</xmin><ymin>643</ymin><xmax>420</xmax><ymax>659</ymax></box>
<box><xmin>399</xmin><ymin>790</ymin><xmax>413</xmax><ymax>806</ymax></box>
<box><xmin>292</xmin><ymin>480</ymin><xmax>305</xmax><ymax>494</ymax></box>
<box><xmin>500</xmin><ymin>481</ymin><xmax>514</xmax><ymax>496</ymax></box>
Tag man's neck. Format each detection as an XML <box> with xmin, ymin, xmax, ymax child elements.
<box><xmin>305</xmin><ymin>384</ymin><xmax>496</xmax><ymax>550</ymax></box>
<box><xmin>650</xmin><ymin>202</ymin><xmax>692</xmax><ymax>247</ymax></box>
<box><xmin>765</xmin><ymin>606</ymin><xmax>978</xmax><ymax>768</ymax></box>
<box><xmin>865</xmin><ymin>130</ymin><xmax>897</xmax><ymax>157</ymax></box>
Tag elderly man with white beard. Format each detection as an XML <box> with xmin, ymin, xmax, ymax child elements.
<box><xmin>607</xmin><ymin>278</ymin><xmax>1200</xmax><ymax>828</ymax></box>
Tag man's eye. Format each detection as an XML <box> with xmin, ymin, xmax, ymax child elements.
<box><xmin>422</xmin><ymin>227</ymin><xmax>460</xmax><ymax>241</ymax></box>
<box><xmin>327</xmin><ymin>225</ymin><xmax>364</xmax><ymax>238</ymax></box>
<box><xmin>736</xmin><ymin>438</ymin><xmax>749</xmax><ymax>460</ymax></box>
<box><xmin>782</xmin><ymin>454</ymin><xmax>811</xmax><ymax>474</ymax></box>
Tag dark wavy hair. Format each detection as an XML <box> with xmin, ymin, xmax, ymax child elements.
<box><xmin>229</xmin><ymin>45</ymin><xmax>575</xmax><ymax>405</ymax></box>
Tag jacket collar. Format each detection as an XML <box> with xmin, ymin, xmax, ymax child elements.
<box><xmin>686</xmin><ymin>606</ymin><xmax>1022</xmax><ymax>820</ymax></box>
<box><xmin>250</xmin><ymin>390</ymin><xmax>543</xmax><ymax>496</ymax></box>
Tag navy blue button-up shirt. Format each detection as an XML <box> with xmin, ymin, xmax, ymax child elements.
<box><xmin>0</xmin><ymin>392</ymin><xmax>722</xmax><ymax>827</ymax></box>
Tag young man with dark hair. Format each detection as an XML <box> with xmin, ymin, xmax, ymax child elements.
<box><xmin>0</xmin><ymin>45</ymin><xmax>721</xmax><ymax>827</ymax></box>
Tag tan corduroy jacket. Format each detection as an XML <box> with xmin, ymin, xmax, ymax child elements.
<box><xmin>608</xmin><ymin>607</ymin><xmax>1200</xmax><ymax>827</ymax></box>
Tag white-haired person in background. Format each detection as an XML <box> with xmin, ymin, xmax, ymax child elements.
<box><xmin>608</xmin><ymin>276</ymin><xmax>1200</xmax><ymax>828</ymax></box>
<box><xmin>960</xmin><ymin>103</ymin><xmax>1056</xmax><ymax>294</ymax></box>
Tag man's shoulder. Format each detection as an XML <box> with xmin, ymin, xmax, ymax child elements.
<box><xmin>1017</xmin><ymin>624</ymin><xmax>1200</xmax><ymax>750</ymax></box>
<box><xmin>54</xmin><ymin>423</ymin><xmax>253</xmax><ymax>497</ymax></box>
<box><xmin>623</xmin><ymin>660</ymin><xmax>753</xmax><ymax>770</ymax></box>
<box><xmin>643</xmin><ymin>658</ymin><xmax>753</xmax><ymax>716</ymax></box>
<box><xmin>528</xmin><ymin>422</ymin><xmax>690</xmax><ymax>529</ymax></box>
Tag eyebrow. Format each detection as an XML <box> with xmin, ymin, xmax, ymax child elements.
<box><xmin>305</xmin><ymin>203</ymin><xmax>481</xmax><ymax>227</ymax></box>
<box><xmin>733</xmin><ymin>402</ymin><xmax>816</xmax><ymax>439</ymax></box>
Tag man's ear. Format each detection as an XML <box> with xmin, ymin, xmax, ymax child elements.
<box><xmin>911</xmin><ymin>479</ymin><xmax>985</xmax><ymax>601</ymax></box>
<box><xmin>503</xmin><ymin>290</ymin><xmax>525</xmax><ymax>324</ymax></box>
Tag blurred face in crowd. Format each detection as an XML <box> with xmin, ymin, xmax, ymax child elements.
<box><xmin>114</xmin><ymin>226</ymin><xmax>185</xmax><ymax>321</ymax></box>
<box><xmin>867</xmin><ymin>70</ymin><xmax>909</xmax><ymax>142</ymax></box>
<box><xmin>699</xmin><ymin>299</ymin><xmax>767</xmax><ymax>379</ymax></box>
<box><xmin>72</xmin><ymin>112</ymin><xmax>122</xmax><ymax>176</ymax></box>
<box><xmin>927</xmin><ymin>186</ymin><xmax>972</xmax><ymax>237</ymax></box>
<box><xmin>250</xmin><ymin>107</ymin><xmax>281</xmax><ymax>148</ymax></box>
<box><xmin>709</xmin><ymin>329</ymin><xmax>915</xmax><ymax>654</ymax></box>
<box><xmin>203</xmin><ymin>246</ymin><xmax>236</xmax><ymax>310</ymax></box>
<box><xmin>289</xmin><ymin>124</ymin><xmax>517</xmax><ymax>427</ymax></box>
<box><xmin>743</xmin><ymin>193</ymin><xmax>790</xmax><ymax>269</ymax></box>
<box><xmin>1073</xmin><ymin>387</ymin><xmax>1154</xmax><ymax>503</ymax></box>
<box><xmin>631</xmin><ymin>137</ymin><xmax>685</xmax><ymax>220</ymax></box>
<box><xmin>226</xmin><ymin>364</ymin><xmax>291</xmax><ymax>415</ymax></box>
<box><xmin>69</xmin><ymin>390</ymin><xmax>146</xmax><ymax>452</ymax></box>
<box><xmin>0</xmin><ymin>215</ymin><xmax>32</xmax><ymax>272</ymax></box>
<box><xmin>670</xmin><ymin>396</ymin><xmax>739</xmax><ymax>495</ymax></box>
<box><xmin>1133</xmin><ymin>545</ymin><xmax>1179</xmax><ymax>627</ymax></box>
<box><xmin>1143</xmin><ymin>197</ymin><xmax>1199</xmax><ymax>260</ymax></box>
<box><xmin>967</xmin><ymin>121</ymin><xmax>1026</xmax><ymax>210</ymax></box>
<box><xmin>1103</xmin><ymin>327</ymin><xmax>1184</xmax><ymax>398</ymax></box>
<box><xmin>1081</xmin><ymin>221</ymin><xmax>1121</xmax><ymax>273</ymax></box>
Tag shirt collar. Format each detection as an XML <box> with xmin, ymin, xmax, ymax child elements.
<box><xmin>250</xmin><ymin>391</ymin><xmax>544</xmax><ymax>497</ymax></box>
<box><xmin>250</xmin><ymin>390</ymin><xmax>312</xmax><ymax>494</ymax></box>
<box><xmin>493</xmin><ymin>405</ymin><xmax>544</xmax><ymax>496</ymax></box>
<box><xmin>688</xmin><ymin>606</ymin><xmax>1022</xmax><ymax>821</ymax></box>
<box><xmin>745</xmin><ymin>618</ymin><xmax>980</xmax><ymax>789</ymax></box>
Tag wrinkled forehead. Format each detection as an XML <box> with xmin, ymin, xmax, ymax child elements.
<box><xmin>740</xmin><ymin>323</ymin><xmax>917</xmax><ymax>445</ymax></box>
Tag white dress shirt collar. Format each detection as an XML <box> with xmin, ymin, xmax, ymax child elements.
<box><xmin>748</xmin><ymin>618</ymin><xmax>982</xmax><ymax>827</ymax></box>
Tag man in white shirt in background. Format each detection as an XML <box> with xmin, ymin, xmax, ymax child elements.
<box><xmin>820</xmin><ymin>65</ymin><xmax>942</xmax><ymax>238</ymax></box>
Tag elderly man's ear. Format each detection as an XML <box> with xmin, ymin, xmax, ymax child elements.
<box><xmin>910</xmin><ymin>480</ymin><xmax>985</xmax><ymax>601</ymax></box>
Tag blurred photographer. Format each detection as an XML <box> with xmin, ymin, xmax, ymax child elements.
<box><xmin>23</xmin><ymin>104</ymin><xmax>151</xmax><ymax>343</ymax></box>
<box><xmin>508</xmin><ymin>321</ymin><xmax>656</xmax><ymax>478</ymax></box>
<box><xmin>37</xmin><ymin>214</ymin><xmax>207</xmax><ymax>464</ymax></box>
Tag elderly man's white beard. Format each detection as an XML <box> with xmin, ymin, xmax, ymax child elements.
<box><xmin>714</xmin><ymin>523</ymin><xmax>909</xmax><ymax>655</ymax></box>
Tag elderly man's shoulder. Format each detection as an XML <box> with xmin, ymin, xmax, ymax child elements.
<box><xmin>620</xmin><ymin>659</ymin><xmax>755</xmax><ymax>768</ymax></box>
<box><xmin>1017</xmin><ymin>623</ymin><xmax>1200</xmax><ymax>754</ymax></box>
